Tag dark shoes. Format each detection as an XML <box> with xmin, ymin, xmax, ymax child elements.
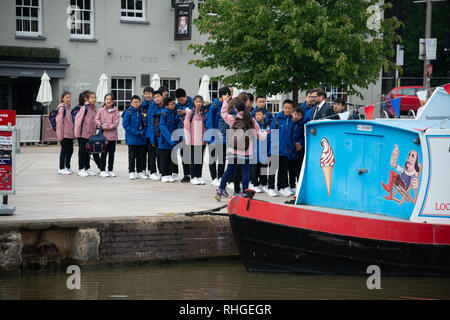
<box><xmin>180</xmin><ymin>176</ymin><xmax>191</xmax><ymax>183</ymax></box>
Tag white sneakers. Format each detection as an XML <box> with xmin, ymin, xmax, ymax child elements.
<box><xmin>161</xmin><ymin>175</ymin><xmax>175</xmax><ymax>183</ymax></box>
<box><xmin>278</xmin><ymin>187</ymin><xmax>293</xmax><ymax>197</ymax></box>
<box><xmin>86</xmin><ymin>169</ymin><xmax>97</xmax><ymax>176</ymax></box>
<box><xmin>191</xmin><ymin>177</ymin><xmax>206</xmax><ymax>185</ymax></box>
<box><xmin>108</xmin><ymin>171</ymin><xmax>117</xmax><ymax>177</ymax></box>
<box><xmin>149</xmin><ymin>173</ymin><xmax>161</xmax><ymax>181</ymax></box>
<box><xmin>252</xmin><ymin>185</ymin><xmax>263</xmax><ymax>193</ymax></box>
<box><xmin>211</xmin><ymin>178</ymin><xmax>221</xmax><ymax>187</ymax></box>
<box><xmin>58</xmin><ymin>168</ymin><xmax>72</xmax><ymax>175</ymax></box>
<box><xmin>266</xmin><ymin>189</ymin><xmax>279</xmax><ymax>197</ymax></box>
<box><xmin>129</xmin><ymin>172</ymin><xmax>137</xmax><ymax>180</ymax></box>
<box><xmin>99</xmin><ymin>171</ymin><xmax>110</xmax><ymax>178</ymax></box>
<box><xmin>137</xmin><ymin>172</ymin><xmax>148</xmax><ymax>180</ymax></box>
<box><xmin>78</xmin><ymin>169</ymin><xmax>89</xmax><ymax>177</ymax></box>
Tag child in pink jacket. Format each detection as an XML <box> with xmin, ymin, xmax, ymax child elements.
<box><xmin>184</xmin><ymin>95</ymin><xmax>208</xmax><ymax>185</ymax></box>
<box><xmin>74</xmin><ymin>91</ymin><xmax>99</xmax><ymax>177</ymax></box>
<box><xmin>56</xmin><ymin>91</ymin><xmax>74</xmax><ymax>175</ymax></box>
<box><xmin>215</xmin><ymin>95</ymin><xmax>266</xmax><ymax>200</ymax></box>
<box><xmin>95</xmin><ymin>93</ymin><xmax>120</xmax><ymax>177</ymax></box>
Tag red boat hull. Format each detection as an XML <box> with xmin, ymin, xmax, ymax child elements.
<box><xmin>227</xmin><ymin>197</ymin><xmax>450</xmax><ymax>276</ymax></box>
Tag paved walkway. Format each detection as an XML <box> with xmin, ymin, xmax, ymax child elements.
<box><xmin>1</xmin><ymin>144</ymin><xmax>287</xmax><ymax>223</ymax></box>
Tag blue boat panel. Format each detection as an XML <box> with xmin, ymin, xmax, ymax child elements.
<box><xmin>297</xmin><ymin>121</ymin><xmax>423</xmax><ymax>220</ymax></box>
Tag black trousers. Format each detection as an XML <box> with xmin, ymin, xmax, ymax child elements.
<box><xmin>189</xmin><ymin>145</ymin><xmax>206</xmax><ymax>178</ymax></box>
<box><xmin>233</xmin><ymin>164</ymin><xmax>242</xmax><ymax>193</ymax></box>
<box><xmin>208</xmin><ymin>143</ymin><xmax>226</xmax><ymax>180</ymax></box>
<box><xmin>148</xmin><ymin>140</ymin><xmax>161</xmax><ymax>174</ymax></box>
<box><xmin>158</xmin><ymin>148</ymin><xmax>178</xmax><ymax>176</ymax></box>
<box><xmin>251</xmin><ymin>162</ymin><xmax>275</xmax><ymax>189</ymax></box>
<box><xmin>180</xmin><ymin>141</ymin><xmax>190</xmax><ymax>177</ymax></box>
<box><xmin>128</xmin><ymin>145</ymin><xmax>146</xmax><ymax>173</ymax></box>
<box><xmin>99</xmin><ymin>140</ymin><xmax>116</xmax><ymax>172</ymax></box>
<box><xmin>288</xmin><ymin>148</ymin><xmax>305</xmax><ymax>189</ymax></box>
<box><xmin>59</xmin><ymin>138</ymin><xmax>73</xmax><ymax>170</ymax></box>
<box><xmin>78</xmin><ymin>138</ymin><xmax>100</xmax><ymax>170</ymax></box>
<box><xmin>276</xmin><ymin>156</ymin><xmax>289</xmax><ymax>190</ymax></box>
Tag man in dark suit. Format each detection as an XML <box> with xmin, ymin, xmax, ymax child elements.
<box><xmin>310</xmin><ymin>88</ymin><xmax>335</xmax><ymax>120</ymax></box>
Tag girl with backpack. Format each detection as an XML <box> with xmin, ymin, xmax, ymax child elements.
<box><xmin>215</xmin><ymin>95</ymin><xmax>267</xmax><ymax>201</ymax></box>
<box><xmin>95</xmin><ymin>93</ymin><xmax>120</xmax><ymax>177</ymax></box>
<box><xmin>74</xmin><ymin>91</ymin><xmax>100</xmax><ymax>177</ymax></box>
<box><xmin>56</xmin><ymin>91</ymin><xmax>74</xmax><ymax>175</ymax></box>
<box><xmin>184</xmin><ymin>95</ymin><xmax>208</xmax><ymax>185</ymax></box>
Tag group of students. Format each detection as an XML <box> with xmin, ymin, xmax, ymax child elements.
<box><xmin>55</xmin><ymin>84</ymin><xmax>344</xmax><ymax>199</ymax></box>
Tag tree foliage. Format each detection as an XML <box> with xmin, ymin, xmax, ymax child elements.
<box><xmin>189</xmin><ymin>0</ymin><xmax>402</xmax><ymax>103</ymax></box>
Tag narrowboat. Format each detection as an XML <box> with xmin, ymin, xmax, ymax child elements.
<box><xmin>228</xmin><ymin>85</ymin><xmax>450</xmax><ymax>276</ymax></box>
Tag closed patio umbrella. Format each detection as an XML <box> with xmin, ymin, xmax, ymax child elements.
<box><xmin>36</xmin><ymin>71</ymin><xmax>52</xmax><ymax>107</ymax></box>
<box><xmin>96</xmin><ymin>73</ymin><xmax>109</xmax><ymax>104</ymax></box>
<box><xmin>198</xmin><ymin>74</ymin><xmax>210</xmax><ymax>103</ymax></box>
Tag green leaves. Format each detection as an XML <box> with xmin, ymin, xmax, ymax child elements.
<box><xmin>189</xmin><ymin>0</ymin><xmax>401</xmax><ymax>102</ymax></box>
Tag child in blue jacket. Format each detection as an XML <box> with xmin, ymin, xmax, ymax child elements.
<box><xmin>146</xmin><ymin>90</ymin><xmax>164</xmax><ymax>180</ymax></box>
<box><xmin>251</xmin><ymin>108</ymin><xmax>276</xmax><ymax>195</ymax></box>
<box><xmin>175</xmin><ymin>88</ymin><xmax>193</xmax><ymax>183</ymax></box>
<box><xmin>205</xmin><ymin>86</ymin><xmax>231</xmax><ymax>187</ymax></box>
<box><xmin>288</xmin><ymin>106</ymin><xmax>305</xmax><ymax>194</ymax></box>
<box><xmin>270</xmin><ymin>99</ymin><xmax>295</xmax><ymax>197</ymax></box>
<box><xmin>122</xmin><ymin>95</ymin><xmax>147</xmax><ymax>180</ymax></box>
<box><xmin>158</xmin><ymin>96</ymin><xmax>182</xmax><ymax>183</ymax></box>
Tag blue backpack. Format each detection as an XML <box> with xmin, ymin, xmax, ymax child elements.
<box><xmin>49</xmin><ymin>107</ymin><xmax>66</xmax><ymax>131</ymax></box>
<box><xmin>86</xmin><ymin>125</ymin><xmax>107</xmax><ymax>157</ymax></box>
<box><xmin>71</xmin><ymin>105</ymin><xmax>88</xmax><ymax>125</ymax></box>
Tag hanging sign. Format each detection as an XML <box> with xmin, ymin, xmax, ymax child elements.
<box><xmin>174</xmin><ymin>4</ymin><xmax>192</xmax><ymax>41</ymax></box>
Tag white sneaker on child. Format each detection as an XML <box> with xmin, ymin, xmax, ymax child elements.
<box><xmin>198</xmin><ymin>178</ymin><xmax>206</xmax><ymax>185</ymax></box>
<box><xmin>284</xmin><ymin>187</ymin><xmax>294</xmax><ymax>196</ymax></box>
<box><xmin>211</xmin><ymin>178</ymin><xmax>220</xmax><ymax>187</ymax></box>
<box><xmin>161</xmin><ymin>175</ymin><xmax>171</xmax><ymax>183</ymax></box>
<box><xmin>253</xmin><ymin>185</ymin><xmax>263</xmax><ymax>193</ymax></box>
<box><xmin>262</xmin><ymin>186</ymin><xmax>270</xmax><ymax>194</ymax></box>
<box><xmin>191</xmin><ymin>177</ymin><xmax>201</xmax><ymax>185</ymax></box>
<box><xmin>108</xmin><ymin>171</ymin><xmax>117</xmax><ymax>177</ymax></box>
<box><xmin>65</xmin><ymin>168</ymin><xmax>74</xmax><ymax>174</ymax></box>
<box><xmin>149</xmin><ymin>173</ymin><xmax>160</xmax><ymax>181</ymax></box>
<box><xmin>58</xmin><ymin>169</ymin><xmax>72</xmax><ymax>175</ymax></box>
<box><xmin>290</xmin><ymin>187</ymin><xmax>297</xmax><ymax>195</ymax></box>
<box><xmin>137</xmin><ymin>172</ymin><xmax>148</xmax><ymax>179</ymax></box>
<box><xmin>78</xmin><ymin>169</ymin><xmax>89</xmax><ymax>177</ymax></box>
<box><xmin>267</xmin><ymin>189</ymin><xmax>279</xmax><ymax>197</ymax></box>
<box><xmin>99</xmin><ymin>171</ymin><xmax>110</xmax><ymax>178</ymax></box>
<box><xmin>129</xmin><ymin>172</ymin><xmax>137</xmax><ymax>180</ymax></box>
<box><xmin>86</xmin><ymin>169</ymin><xmax>97</xmax><ymax>176</ymax></box>
<box><xmin>279</xmin><ymin>188</ymin><xmax>291</xmax><ymax>197</ymax></box>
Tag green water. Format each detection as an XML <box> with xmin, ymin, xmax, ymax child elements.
<box><xmin>1</xmin><ymin>259</ymin><xmax>449</xmax><ymax>300</ymax></box>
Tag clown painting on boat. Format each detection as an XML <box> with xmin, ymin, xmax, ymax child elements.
<box><xmin>227</xmin><ymin>84</ymin><xmax>450</xmax><ymax>276</ymax></box>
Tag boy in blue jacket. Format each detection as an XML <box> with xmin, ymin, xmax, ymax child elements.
<box><xmin>146</xmin><ymin>90</ymin><xmax>164</xmax><ymax>180</ymax></box>
<box><xmin>288</xmin><ymin>106</ymin><xmax>305</xmax><ymax>194</ymax></box>
<box><xmin>141</xmin><ymin>86</ymin><xmax>154</xmax><ymax>177</ymax></box>
<box><xmin>175</xmin><ymin>88</ymin><xmax>193</xmax><ymax>183</ymax></box>
<box><xmin>251</xmin><ymin>94</ymin><xmax>273</xmax><ymax>123</ymax></box>
<box><xmin>251</xmin><ymin>108</ymin><xmax>277</xmax><ymax>196</ymax></box>
<box><xmin>206</xmin><ymin>86</ymin><xmax>231</xmax><ymax>187</ymax></box>
<box><xmin>270</xmin><ymin>99</ymin><xmax>294</xmax><ymax>197</ymax></box>
<box><xmin>158</xmin><ymin>96</ymin><xmax>182</xmax><ymax>183</ymax></box>
<box><xmin>123</xmin><ymin>95</ymin><xmax>147</xmax><ymax>180</ymax></box>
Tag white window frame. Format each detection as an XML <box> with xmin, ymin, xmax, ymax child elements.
<box><xmin>111</xmin><ymin>77</ymin><xmax>135</xmax><ymax>111</ymax></box>
<box><xmin>69</xmin><ymin>0</ymin><xmax>95</xmax><ymax>40</ymax></box>
<box><xmin>121</xmin><ymin>0</ymin><xmax>146</xmax><ymax>22</ymax></box>
<box><xmin>160</xmin><ymin>78</ymin><xmax>179</xmax><ymax>98</ymax></box>
<box><xmin>15</xmin><ymin>0</ymin><xmax>42</xmax><ymax>37</ymax></box>
<box><xmin>324</xmin><ymin>85</ymin><xmax>348</xmax><ymax>103</ymax></box>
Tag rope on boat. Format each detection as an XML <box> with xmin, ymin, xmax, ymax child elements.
<box><xmin>183</xmin><ymin>204</ymin><xmax>228</xmax><ymax>217</ymax></box>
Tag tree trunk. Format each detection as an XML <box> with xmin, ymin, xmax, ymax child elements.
<box><xmin>292</xmin><ymin>79</ymin><xmax>299</xmax><ymax>106</ymax></box>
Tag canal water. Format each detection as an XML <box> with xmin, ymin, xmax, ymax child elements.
<box><xmin>1</xmin><ymin>259</ymin><xmax>449</xmax><ymax>300</ymax></box>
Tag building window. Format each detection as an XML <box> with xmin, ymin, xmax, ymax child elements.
<box><xmin>198</xmin><ymin>79</ymin><xmax>220</xmax><ymax>101</ymax></box>
<box><xmin>324</xmin><ymin>86</ymin><xmax>347</xmax><ymax>103</ymax></box>
<box><xmin>121</xmin><ymin>0</ymin><xmax>145</xmax><ymax>21</ymax></box>
<box><xmin>69</xmin><ymin>0</ymin><xmax>94</xmax><ymax>39</ymax></box>
<box><xmin>111</xmin><ymin>77</ymin><xmax>134</xmax><ymax>111</ymax></box>
<box><xmin>161</xmin><ymin>79</ymin><xmax>178</xmax><ymax>98</ymax></box>
<box><xmin>16</xmin><ymin>0</ymin><xmax>42</xmax><ymax>36</ymax></box>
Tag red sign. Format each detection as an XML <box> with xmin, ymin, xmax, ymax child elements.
<box><xmin>427</xmin><ymin>64</ymin><xmax>433</xmax><ymax>78</ymax></box>
<box><xmin>0</xmin><ymin>131</ymin><xmax>13</xmax><ymax>191</ymax></box>
<box><xmin>0</xmin><ymin>110</ymin><xmax>16</xmax><ymax>126</ymax></box>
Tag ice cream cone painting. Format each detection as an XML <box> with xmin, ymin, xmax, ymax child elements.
<box><xmin>320</xmin><ymin>138</ymin><xmax>335</xmax><ymax>196</ymax></box>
